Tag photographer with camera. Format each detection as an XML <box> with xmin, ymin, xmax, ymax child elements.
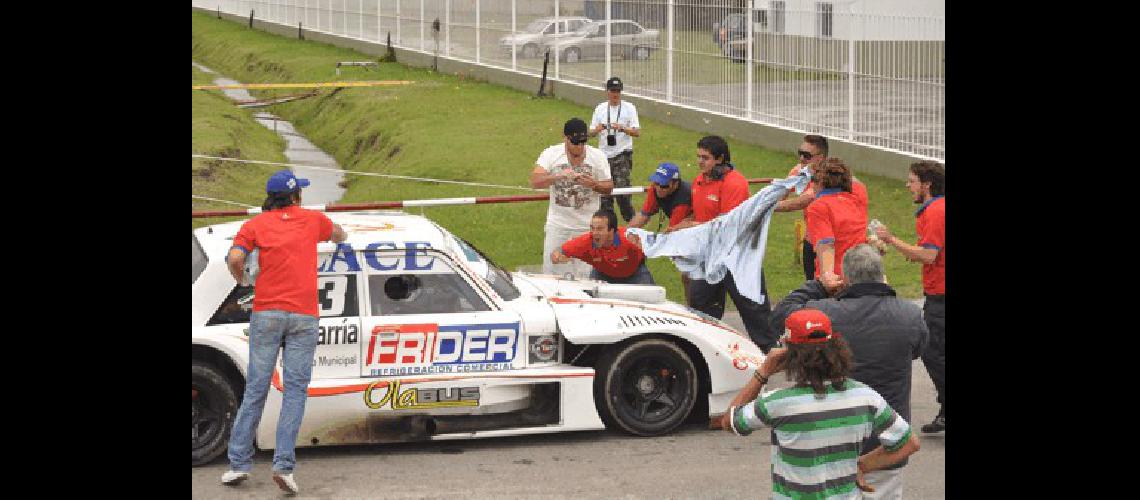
<box><xmin>589</xmin><ymin>76</ymin><xmax>640</xmax><ymax>223</ymax></box>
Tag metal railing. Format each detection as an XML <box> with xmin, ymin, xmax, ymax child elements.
<box><xmin>195</xmin><ymin>0</ymin><xmax>944</xmax><ymax>161</ymax></box>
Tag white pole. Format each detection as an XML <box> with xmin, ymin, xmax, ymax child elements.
<box><xmin>604</xmin><ymin>0</ymin><xmax>611</xmax><ymax>81</ymax></box>
<box><xmin>476</xmin><ymin>0</ymin><xmax>480</xmax><ymax>63</ymax></box>
<box><xmin>666</xmin><ymin>0</ymin><xmax>673</xmax><ymax>102</ymax></box>
<box><xmin>396</xmin><ymin>0</ymin><xmax>401</xmax><ymax>45</ymax></box>
<box><xmin>445</xmin><ymin>0</ymin><xmax>451</xmax><ymax>57</ymax></box>
<box><xmin>554</xmin><ymin>0</ymin><xmax>560</xmax><ymax>81</ymax></box>
<box><xmin>511</xmin><ymin>0</ymin><xmax>516</xmax><ymax>71</ymax></box>
<box><xmin>847</xmin><ymin>13</ymin><xmax>855</xmax><ymax>140</ymax></box>
<box><xmin>746</xmin><ymin>0</ymin><xmax>754</xmax><ymax>119</ymax></box>
<box><xmin>359</xmin><ymin>0</ymin><xmax>363</xmax><ymax>39</ymax></box>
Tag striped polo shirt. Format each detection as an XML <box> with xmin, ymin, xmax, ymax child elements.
<box><xmin>731</xmin><ymin>380</ymin><xmax>912</xmax><ymax>499</ymax></box>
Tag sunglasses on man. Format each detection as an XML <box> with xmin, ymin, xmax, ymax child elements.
<box><xmin>797</xmin><ymin>149</ymin><xmax>816</xmax><ymax>159</ymax></box>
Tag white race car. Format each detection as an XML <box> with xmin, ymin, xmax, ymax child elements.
<box><xmin>192</xmin><ymin>211</ymin><xmax>767</xmax><ymax>466</ymax></box>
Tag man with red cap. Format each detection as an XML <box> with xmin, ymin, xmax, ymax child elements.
<box><xmin>718</xmin><ymin>309</ymin><xmax>921</xmax><ymax>499</ymax></box>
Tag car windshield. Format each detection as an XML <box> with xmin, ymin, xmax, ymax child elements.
<box><xmin>450</xmin><ymin>235</ymin><xmax>521</xmax><ymax>301</ymax></box>
<box><xmin>523</xmin><ymin>20</ymin><xmax>549</xmax><ymax>33</ymax></box>
<box><xmin>193</xmin><ymin>233</ymin><xmax>208</xmax><ymax>285</ymax></box>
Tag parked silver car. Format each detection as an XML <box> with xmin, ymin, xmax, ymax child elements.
<box><xmin>545</xmin><ymin>20</ymin><xmax>660</xmax><ymax>63</ymax></box>
<box><xmin>498</xmin><ymin>16</ymin><xmax>593</xmax><ymax>59</ymax></box>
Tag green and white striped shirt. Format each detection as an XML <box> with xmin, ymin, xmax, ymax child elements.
<box><xmin>731</xmin><ymin>380</ymin><xmax>912</xmax><ymax>499</ymax></box>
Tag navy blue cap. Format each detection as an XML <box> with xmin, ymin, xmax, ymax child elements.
<box><xmin>648</xmin><ymin>162</ymin><xmax>680</xmax><ymax>185</ymax></box>
<box><xmin>266</xmin><ymin>169</ymin><xmax>311</xmax><ymax>194</ymax></box>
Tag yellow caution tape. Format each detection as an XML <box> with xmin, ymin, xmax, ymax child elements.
<box><xmin>192</xmin><ymin>80</ymin><xmax>415</xmax><ymax>90</ymax></box>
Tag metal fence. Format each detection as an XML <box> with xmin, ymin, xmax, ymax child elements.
<box><xmin>194</xmin><ymin>0</ymin><xmax>944</xmax><ymax>161</ymax></box>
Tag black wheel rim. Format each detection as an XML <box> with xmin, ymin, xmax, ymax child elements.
<box><xmin>192</xmin><ymin>385</ymin><xmax>225</xmax><ymax>452</ymax></box>
<box><xmin>614</xmin><ymin>352</ymin><xmax>692</xmax><ymax>426</ymax></box>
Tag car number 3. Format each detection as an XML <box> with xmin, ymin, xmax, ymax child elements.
<box><xmin>318</xmin><ymin>276</ymin><xmax>349</xmax><ymax>316</ymax></box>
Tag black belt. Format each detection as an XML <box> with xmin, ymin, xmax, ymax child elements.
<box><xmin>924</xmin><ymin>294</ymin><xmax>945</xmax><ymax>302</ymax></box>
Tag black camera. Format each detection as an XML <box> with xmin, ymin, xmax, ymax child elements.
<box><xmin>606</xmin><ymin>133</ymin><xmax>617</xmax><ymax>147</ymax></box>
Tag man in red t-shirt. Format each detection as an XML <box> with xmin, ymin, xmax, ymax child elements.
<box><xmin>874</xmin><ymin>160</ymin><xmax>945</xmax><ymax>435</ymax></box>
<box><xmin>775</xmin><ymin>135</ymin><xmax>870</xmax><ymax>280</ymax></box>
<box><xmin>668</xmin><ymin>136</ymin><xmax>777</xmax><ymax>352</ymax></box>
<box><xmin>804</xmin><ymin>158</ymin><xmax>868</xmax><ymax>291</ymax></box>
<box><xmin>221</xmin><ymin>169</ymin><xmax>346</xmax><ymax>494</ymax></box>
<box><xmin>552</xmin><ymin>210</ymin><xmax>655</xmax><ymax>285</ymax></box>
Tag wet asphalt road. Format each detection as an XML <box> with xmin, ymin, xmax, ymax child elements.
<box><xmin>191</xmin><ymin>309</ymin><xmax>945</xmax><ymax>499</ymax></box>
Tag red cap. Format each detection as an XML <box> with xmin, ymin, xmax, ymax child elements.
<box><xmin>783</xmin><ymin>309</ymin><xmax>834</xmax><ymax>345</ymax></box>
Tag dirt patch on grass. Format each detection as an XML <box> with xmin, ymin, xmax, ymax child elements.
<box><xmin>194</xmin><ymin>147</ymin><xmax>243</xmax><ymax>180</ymax></box>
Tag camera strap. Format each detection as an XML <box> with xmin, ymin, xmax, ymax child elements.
<box><xmin>606</xmin><ymin>101</ymin><xmax>623</xmax><ymax>134</ymax></box>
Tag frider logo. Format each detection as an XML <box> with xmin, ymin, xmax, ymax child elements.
<box><xmin>804</xmin><ymin>321</ymin><xmax>824</xmax><ymax>331</ymax></box>
<box><xmin>363</xmin><ymin>380</ymin><xmax>480</xmax><ymax>410</ymax></box>
<box><xmin>364</xmin><ymin>323</ymin><xmax>520</xmax><ymax>376</ymax></box>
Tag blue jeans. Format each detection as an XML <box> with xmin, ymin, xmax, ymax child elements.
<box><xmin>227</xmin><ymin>310</ymin><xmax>319</xmax><ymax>473</ymax></box>
<box><xmin>589</xmin><ymin>261</ymin><xmax>656</xmax><ymax>285</ymax></box>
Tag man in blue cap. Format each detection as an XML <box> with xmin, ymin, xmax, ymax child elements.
<box><xmin>221</xmin><ymin>169</ymin><xmax>346</xmax><ymax>495</ymax></box>
<box><xmin>629</xmin><ymin>162</ymin><xmax>693</xmax><ymax>300</ymax></box>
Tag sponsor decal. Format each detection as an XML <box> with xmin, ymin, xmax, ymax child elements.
<box><xmin>365</xmin><ymin>323</ymin><xmax>519</xmax><ymax>376</ymax></box>
<box><xmin>727</xmin><ymin>342</ymin><xmax>763</xmax><ymax>371</ymax></box>
<box><xmin>318</xmin><ymin>324</ymin><xmax>359</xmax><ymax>345</ymax></box>
<box><xmin>364</xmin><ymin>379</ymin><xmax>480</xmax><ymax>410</ymax></box>
<box><xmin>619</xmin><ymin>315</ymin><xmax>687</xmax><ymax>328</ymax></box>
<box><xmin>319</xmin><ymin>242</ymin><xmax>435</xmax><ymax>273</ymax></box>
<box><xmin>316</xmin><ymin>355</ymin><xmax>357</xmax><ymax>367</ymax></box>
<box><xmin>529</xmin><ymin>335</ymin><xmax>558</xmax><ymax>362</ymax></box>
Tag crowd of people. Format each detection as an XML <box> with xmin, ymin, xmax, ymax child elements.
<box><xmin>218</xmin><ymin>75</ymin><xmax>946</xmax><ymax>498</ymax></box>
<box><xmin>533</xmin><ymin>76</ymin><xmax>947</xmax><ymax>498</ymax></box>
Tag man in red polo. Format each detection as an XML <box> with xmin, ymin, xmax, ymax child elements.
<box><xmin>775</xmin><ymin>135</ymin><xmax>870</xmax><ymax>280</ymax></box>
<box><xmin>551</xmin><ymin>209</ymin><xmax>655</xmax><ymax>285</ymax></box>
<box><xmin>669</xmin><ymin>135</ymin><xmax>777</xmax><ymax>352</ymax></box>
<box><xmin>804</xmin><ymin>158</ymin><xmax>868</xmax><ymax>291</ymax></box>
<box><xmin>875</xmin><ymin>160</ymin><xmax>945</xmax><ymax>435</ymax></box>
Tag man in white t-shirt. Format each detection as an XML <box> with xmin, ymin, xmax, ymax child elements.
<box><xmin>589</xmin><ymin>76</ymin><xmax>640</xmax><ymax>223</ymax></box>
<box><xmin>530</xmin><ymin>118</ymin><xmax>614</xmax><ymax>276</ymax></box>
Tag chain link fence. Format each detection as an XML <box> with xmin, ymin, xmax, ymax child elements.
<box><xmin>195</xmin><ymin>0</ymin><xmax>944</xmax><ymax>161</ymax></box>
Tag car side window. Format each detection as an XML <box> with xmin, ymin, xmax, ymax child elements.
<box><xmin>207</xmin><ymin>284</ymin><xmax>255</xmax><ymax>325</ymax></box>
<box><xmin>568</xmin><ymin>20</ymin><xmax>586</xmax><ymax>31</ymax></box>
<box><xmin>365</xmin><ymin>251</ymin><xmax>491</xmax><ymax>316</ymax></box>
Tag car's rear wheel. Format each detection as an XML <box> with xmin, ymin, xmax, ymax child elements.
<box><xmin>522</xmin><ymin>43</ymin><xmax>538</xmax><ymax>59</ymax></box>
<box><xmin>565</xmin><ymin>47</ymin><xmax>581</xmax><ymax>63</ymax></box>
<box><xmin>633</xmin><ymin>46</ymin><xmax>650</xmax><ymax>61</ymax></box>
<box><xmin>594</xmin><ymin>338</ymin><xmax>698</xmax><ymax>436</ymax></box>
<box><xmin>193</xmin><ymin>360</ymin><xmax>239</xmax><ymax>466</ymax></box>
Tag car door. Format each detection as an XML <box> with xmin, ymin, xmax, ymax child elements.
<box><xmin>583</xmin><ymin>23</ymin><xmax>608</xmax><ymax>59</ymax></box>
<box><xmin>311</xmin><ymin>245</ymin><xmax>367</xmax><ymax>379</ymax></box>
<box><xmin>357</xmin><ymin>247</ymin><xmax>523</xmax><ymax>412</ymax></box>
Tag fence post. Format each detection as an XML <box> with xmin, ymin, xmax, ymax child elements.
<box><xmin>847</xmin><ymin>18</ymin><xmax>855</xmax><ymax>140</ymax></box>
<box><xmin>249</xmin><ymin>9</ymin><xmax>254</xmax><ymax>28</ymax></box>
<box><xmin>554</xmin><ymin>0</ymin><xmax>560</xmax><ymax>81</ymax></box>
<box><xmin>343</xmin><ymin>0</ymin><xmax>347</xmax><ymax>36</ymax></box>
<box><xmin>396</xmin><ymin>0</ymin><xmax>401</xmax><ymax>45</ymax></box>
<box><xmin>666</xmin><ymin>0</ymin><xmax>673</xmax><ymax>102</ymax></box>
<box><xmin>746</xmin><ymin>0</ymin><xmax>754</xmax><ymax>119</ymax></box>
<box><xmin>299</xmin><ymin>22</ymin><xmax>304</xmax><ymax>39</ymax></box>
<box><xmin>359</xmin><ymin>0</ymin><xmax>363</xmax><ymax>39</ymax></box>
<box><xmin>511</xmin><ymin>0</ymin><xmax>516</xmax><ymax>71</ymax></box>
<box><xmin>604</xmin><ymin>0</ymin><xmax>611</xmax><ymax>82</ymax></box>
<box><xmin>475</xmin><ymin>0</ymin><xmax>480</xmax><ymax>64</ymax></box>
<box><xmin>420</xmin><ymin>0</ymin><xmax>425</xmax><ymax>51</ymax></box>
<box><xmin>445</xmin><ymin>0</ymin><xmax>450</xmax><ymax>58</ymax></box>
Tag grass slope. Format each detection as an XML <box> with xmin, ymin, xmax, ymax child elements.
<box><xmin>192</xmin><ymin>65</ymin><xmax>289</xmax><ymax>229</ymax></box>
<box><xmin>191</xmin><ymin>11</ymin><xmax>927</xmax><ymax>301</ymax></box>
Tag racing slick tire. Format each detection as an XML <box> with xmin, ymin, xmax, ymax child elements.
<box><xmin>193</xmin><ymin>360</ymin><xmax>238</xmax><ymax>466</ymax></box>
<box><xmin>594</xmin><ymin>338</ymin><xmax>698</xmax><ymax>436</ymax></box>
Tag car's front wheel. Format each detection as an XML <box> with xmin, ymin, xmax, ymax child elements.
<box><xmin>193</xmin><ymin>360</ymin><xmax>239</xmax><ymax>466</ymax></box>
<box><xmin>594</xmin><ymin>338</ymin><xmax>698</xmax><ymax>436</ymax></box>
<box><xmin>633</xmin><ymin>46</ymin><xmax>651</xmax><ymax>60</ymax></box>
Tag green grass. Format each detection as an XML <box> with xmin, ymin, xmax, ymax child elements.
<box><xmin>191</xmin><ymin>10</ymin><xmax>927</xmax><ymax>301</ymax></box>
<box><xmin>192</xmin><ymin>65</ymin><xmax>289</xmax><ymax>229</ymax></box>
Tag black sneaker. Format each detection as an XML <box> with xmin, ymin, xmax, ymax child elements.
<box><xmin>921</xmin><ymin>411</ymin><xmax>945</xmax><ymax>433</ymax></box>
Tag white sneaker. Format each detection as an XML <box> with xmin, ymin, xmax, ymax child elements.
<box><xmin>273</xmin><ymin>472</ymin><xmax>299</xmax><ymax>495</ymax></box>
<box><xmin>220</xmin><ymin>470</ymin><xmax>249</xmax><ymax>485</ymax></box>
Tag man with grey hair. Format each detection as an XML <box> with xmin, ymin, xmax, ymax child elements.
<box><xmin>769</xmin><ymin>243</ymin><xmax>928</xmax><ymax>499</ymax></box>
